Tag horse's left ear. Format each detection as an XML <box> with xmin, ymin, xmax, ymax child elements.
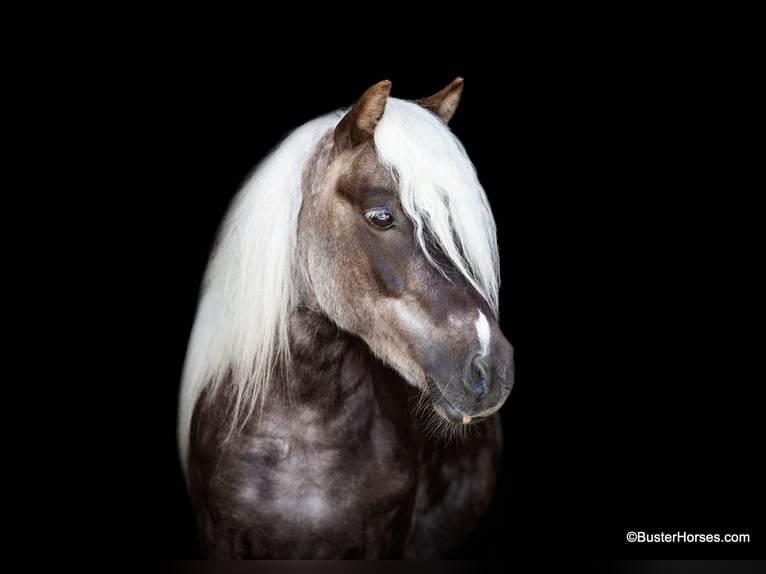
<box><xmin>417</xmin><ymin>77</ymin><xmax>464</xmax><ymax>124</ymax></box>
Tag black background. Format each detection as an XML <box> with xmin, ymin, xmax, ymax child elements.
<box><xmin>111</xmin><ymin>15</ymin><xmax>763</xmax><ymax>560</ymax></box>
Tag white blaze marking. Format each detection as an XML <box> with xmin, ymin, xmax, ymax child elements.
<box><xmin>475</xmin><ymin>310</ymin><xmax>490</xmax><ymax>356</ymax></box>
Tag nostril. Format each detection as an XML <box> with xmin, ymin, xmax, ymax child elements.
<box><xmin>466</xmin><ymin>355</ymin><xmax>489</xmax><ymax>396</ymax></box>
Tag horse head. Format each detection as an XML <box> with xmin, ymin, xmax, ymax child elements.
<box><xmin>297</xmin><ymin>79</ymin><xmax>515</xmax><ymax>428</ymax></box>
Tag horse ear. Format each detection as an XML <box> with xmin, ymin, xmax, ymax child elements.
<box><xmin>334</xmin><ymin>80</ymin><xmax>392</xmax><ymax>151</ymax></box>
<box><xmin>417</xmin><ymin>77</ymin><xmax>464</xmax><ymax>123</ymax></box>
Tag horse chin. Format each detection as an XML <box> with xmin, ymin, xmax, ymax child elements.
<box><xmin>425</xmin><ymin>379</ymin><xmax>478</xmax><ymax>425</ymax></box>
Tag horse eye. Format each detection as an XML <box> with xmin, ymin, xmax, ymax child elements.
<box><xmin>365</xmin><ymin>208</ymin><xmax>394</xmax><ymax>229</ymax></box>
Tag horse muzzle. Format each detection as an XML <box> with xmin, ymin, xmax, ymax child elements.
<box><xmin>427</xmin><ymin>337</ymin><xmax>515</xmax><ymax>424</ymax></box>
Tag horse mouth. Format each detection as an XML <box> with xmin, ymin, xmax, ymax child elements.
<box><xmin>425</xmin><ymin>379</ymin><xmax>476</xmax><ymax>425</ymax></box>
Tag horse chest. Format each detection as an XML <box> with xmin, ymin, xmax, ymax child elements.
<box><xmin>244</xmin><ymin>418</ymin><xmax>413</xmax><ymax>514</ymax></box>
<box><xmin>190</xmin><ymin>384</ymin><xmax>502</xmax><ymax>558</ymax></box>
<box><xmin>198</xmin><ymin>399</ymin><xmax>418</xmax><ymax>558</ymax></box>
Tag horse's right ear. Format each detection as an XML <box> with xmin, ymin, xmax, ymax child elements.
<box><xmin>334</xmin><ymin>80</ymin><xmax>392</xmax><ymax>152</ymax></box>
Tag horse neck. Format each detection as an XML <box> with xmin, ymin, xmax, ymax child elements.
<box><xmin>285</xmin><ymin>307</ymin><xmax>371</xmax><ymax>402</ymax></box>
<box><xmin>280</xmin><ymin>305</ymin><xmax>418</xmax><ymax>443</ymax></box>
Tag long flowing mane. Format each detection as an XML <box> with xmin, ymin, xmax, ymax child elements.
<box><xmin>178</xmin><ymin>112</ymin><xmax>344</xmax><ymax>462</ymax></box>
<box><xmin>179</xmin><ymin>98</ymin><xmax>500</xmax><ymax>466</ymax></box>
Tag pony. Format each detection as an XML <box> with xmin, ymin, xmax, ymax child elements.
<box><xmin>178</xmin><ymin>78</ymin><xmax>515</xmax><ymax>558</ymax></box>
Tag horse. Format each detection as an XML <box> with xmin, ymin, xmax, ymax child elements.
<box><xmin>178</xmin><ymin>78</ymin><xmax>515</xmax><ymax>558</ymax></box>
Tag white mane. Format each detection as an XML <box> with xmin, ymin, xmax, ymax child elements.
<box><xmin>374</xmin><ymin>98</ymin><xmax>500</xmax><ymax>316</ymax></box>
<box><xmin>178</xmin><ymin>112</ymin><xmax>344</xmax><ymax>466</ymax></box>
<box><xmin>178</xmin><ymin>98</ymin><xmax>500</xmax><ymax>469</ymax></box>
